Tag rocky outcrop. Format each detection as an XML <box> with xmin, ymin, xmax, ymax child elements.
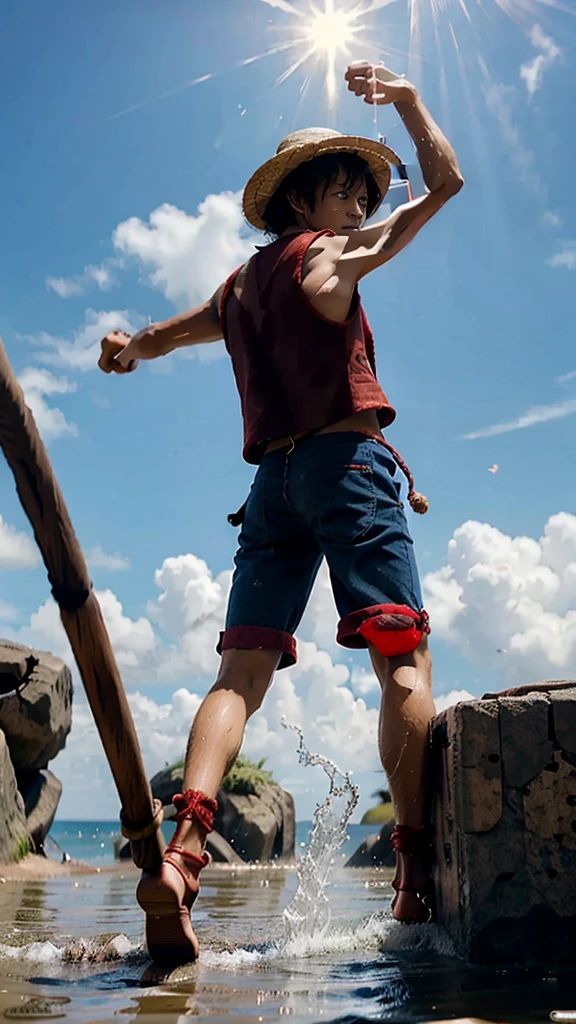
<box><xmin>0</xmin><ymin>641</ymin><xmax>72</xmax><ymax>771</ymax></box>
<box><xmin>0</xmin><ymin>641</ymin><xmax>71</xmax><ymax>861</ymax></box>
<box><xmin>215</xmin><ymin>786</ymin><xmax>295</xmax><ymax>863</ymax></box>
<box><xmin>0</xmin><ymin>729</ymin><xmax>31</xmax><ymax>861</ymax></box>
<box><xmin>149</xmin><ymin>764</ymin><xmax>296</xmax><ymax>863</ymax></box>
<box><xmin>345</xmin><ymin>819</ymin><xmax>396</xmax><ymax>868</ymax></box>
<box><xmin>18</xmin><ymin>769</ymin><xmax>62</xmax><ymax>851</ymax></box>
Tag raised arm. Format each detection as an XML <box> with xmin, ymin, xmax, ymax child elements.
<box><xmin>340</xmin><ymin>62</ymin><xmax>463</xmax><ymax>280</ymax></box>
<box><xmin>98</xmin><ymin>285</ymin><xmax>225</xmax><ymax>374</ymax></box>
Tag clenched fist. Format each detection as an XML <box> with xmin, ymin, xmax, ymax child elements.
<box><xmin>98</xmin><ymin>331</ymin><xmax>139</xmax><ymax>374</ymax></box>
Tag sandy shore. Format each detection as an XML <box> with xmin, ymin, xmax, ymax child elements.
<box><xmin>0</xmin><ymin>854</ymin><xmax>123</xmax><ymax>882</ymax></box>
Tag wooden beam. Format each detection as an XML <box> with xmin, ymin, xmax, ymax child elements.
<box><xmin>0</xmin><ymin>337</ymin><xmax>164</xmax><ymax>873</ymax></box>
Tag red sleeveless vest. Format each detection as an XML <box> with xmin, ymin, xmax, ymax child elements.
<box><xmin>220</xmin><ymin>230</ymin><xmax>396</xmax><ymax>465</ymax></box>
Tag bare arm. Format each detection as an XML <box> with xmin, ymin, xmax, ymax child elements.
<box><xmin>340</xmin><ymin>63</ymin><xmax>464</xmax><ymax>280</ymax></box>
<box><xmin>98</xmin><ymin>286</ymin><xmax>225</xmax><ymax>374</ymax></box>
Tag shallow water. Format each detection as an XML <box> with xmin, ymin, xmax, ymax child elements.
<box><xmin>0</xmin><ymin>865</ymin><xmax>575</xmax><ymax>1023</ymax></box>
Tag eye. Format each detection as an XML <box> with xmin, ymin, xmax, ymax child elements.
<box><xmin>335</xmin><ymin>190</ymin><xmax>348</xmax><ymax>200</ymax></box>
<box><xmin>358</xmin><ymin>197</ymin><xmax>368</xmax><ymax>208</ymax></box>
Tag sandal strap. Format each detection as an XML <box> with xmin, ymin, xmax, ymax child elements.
<box><xmin>172</xmin><ymin>789</ymin><xmax>218</xmax><ymax>832</ymax></box>
<box><xmin>120</xmin><ymin>798</ymin><xmax>164</xmax><ymax>841</ymax></box>
<box><xmin>165</xmin><ymin>842</ymin><xmax>210</xmax><ymax>872</ymax></box>
<box><xmin>390</xmin><ymin>824</ymin><xmax>431</xmax><ymax>856</ymax></box>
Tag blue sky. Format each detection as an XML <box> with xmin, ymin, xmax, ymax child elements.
<box><xmin>1</xmin><ymin>0</ymin><xmax>575</xmax><ymax>821</ymax></box>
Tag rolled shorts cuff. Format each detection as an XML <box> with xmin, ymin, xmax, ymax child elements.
<box><xmin>337</xmin><ymin>604</ymin><xmax>430</xmax><ymax>650</ymax></box>
<box><xmin>217</xmin><ymin>626</ymin><xmax>297</xmax><ymax>670</ymax></box>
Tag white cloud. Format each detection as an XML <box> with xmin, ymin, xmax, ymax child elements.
<box><xmin>433</xmin><ymin>689</ymin><xmax>475</xmax><ymax>714</ymax></box>
<box><xmin>17</xmin><ymin>367</ymin><xmax>77</xmax><ymax>441</ymax></box>
<box><xmin>27</xmin><ymin>308</ymin><xmax>142</xmax><ymax>373</ymax></box>
<box><xmin>0</xmin><ymin>515</ymin><xmax>40</xmax><ymax>570</ymax></box>
<box><xmin>46</xmin><ymin>259</ymin><xmax>120</xmax><ymax>298</ymax></box>
<box><xmin>542</xmin><ymin>211</ymin><xmax>562</xmax><ymax>229</ymax></box>
<box><xmin>55</xmin><ymin>687</ymin><xmax>204</xmax><ymax>819</ymax></box>
<box><xmin>3</xmin><ymin>588</ymin><xmax>158</xmax><ymax>674</ymax></box>
<box><xmin>86</xmin><ymin>545</ymin><xmax>131</xmax><ymax>572</ymax></box>
<box><xmin>556</xmin><ymin>370</ymin><xmax>576</xmax><ymax>386</ymax></box>
<box><xmin>520</xmin><ymin>24</ymin><xmax>561</xmax><ymax>99</ymax></box>
<box><xmin>463</xmin><ymin>397</ymin><xmax>576</xmax><ymax>439</ymax></box>
<box><xmin>484</xmin><ymin>82</ymin><xmax>540</xmax><ymax>194</ymax></box>
<box><xmin>424</xmin><ymin>513</ymin><xmax>576</xmax><ymax>681</ymax></box>
<box><xmin>112</xmin><ymin>193</ymin><xmax>256</xmax><ymax>310</ymax></box>
<box><xmin>548</xmin><ymin>242</ymin><xmax>576</xmax><ymax>271</ymax></box>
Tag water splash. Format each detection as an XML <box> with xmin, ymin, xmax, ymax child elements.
<box><xmin>279</xmin><ymin>720</ymin><xmax>359</xmax><ymax>954</ymax></box>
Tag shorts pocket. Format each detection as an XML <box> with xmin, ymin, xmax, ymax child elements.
<box><xmin>238</xmin><ymin>473</ymin><xmax>270</xmax><ymax>549</ymax></box>
<box><xmin>302</xmin><ymin>449</ymin><xmax>377</xmax><ymax>544</ymax></box>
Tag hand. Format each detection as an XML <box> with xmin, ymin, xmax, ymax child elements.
<box><xmin>345</xmin><ymin>61</ymin><xmax>415</xmax><ymax>106</ymax></box>
<box><xmin>98</xmin><ymin>331</ymin><xmax>140</xmax><ymax>375</ymax></box>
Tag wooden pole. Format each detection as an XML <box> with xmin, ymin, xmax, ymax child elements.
<box><xmin>0</xmin><ymin>337</ymin><xmax>164</xmax><ymax>873</ymax></box>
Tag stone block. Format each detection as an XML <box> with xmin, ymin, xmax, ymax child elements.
<box><xmin>430</xmin><ymin>684</ymin><xmax>576</xmax><ymax>966</ymax></box>
<box><xmin>0</xmin><ymin>640</ymin><xmax>72</xmax><ymax>771</ymax></box>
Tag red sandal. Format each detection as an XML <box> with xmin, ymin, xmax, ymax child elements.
<box><xmin>137</xmin><ymin>789</ymin><xmax>218</xmax><ymax>965</ymax></box>
<box><xmin>390</xmin><ymin>824</ymin><xmax>434</xmax><ymax>924</ymax></box>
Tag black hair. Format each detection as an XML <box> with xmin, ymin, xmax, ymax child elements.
<box><xmin>262</xmin><ymin>151</ymin><xmax>381</xmax><ymax>238</ymax></box>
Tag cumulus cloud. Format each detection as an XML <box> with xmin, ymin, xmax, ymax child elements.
<box><xmin>112</xmin><ymin>193</ymin><xmax>256</xmax><ymax>310</ymax></box>
<box><xmin>46</xmin><ymin>259</ymin><xmax>121</xmax><ymax>298</ymax></box>
<box><xmin>548</xmin><ymin>243</ymin><xmax>576</xmax><ymax>271</ymax></box>
<box><xmin>3</xmin><ymin>588</ymin><xmax>158</xmax><ymax>674</ymax></box>
<box><xmin>26</xmin><ymin>308</ymin><xmax>142</xmax><ymax>373</ymax></box>
<box><xmin>55</xmin><ymin>687</ymin><xmax>204</xmax><ymax>819</ymax></box>
<box><xmin>520</xmin><ymin>24</ymin><xmax>561</xmax><ymax>99</ymax></box>
<box><xmin>147</xmin><ymin>553</ymin><xmax>232</xmax><ymax>678</ymax></box>
<box><xmin>86</xmin><ymin>545</ymin><xmax>131</xmax><ymax>572</ymax></box>
<box><xmin>0</xmin><ymin>515</ymin><xmax>40</xmax><ymax>570</ymax></box>
<box><xmin>433</xmin><ymin>689</ymin><xmax>475</xmax><ymax>713</ymax></box>
<box><xmin>424</xmin><ymin>513</ymin><xmax>576</xmax><ymax>681</ymax></box>
<box><xmin>17</xmin><ymin>367</ymin><xmax>78</xmax><ymax>441</ymax></box>
<box><xmin>463</xmin><ymin>397</ymin><xmax>576</xmax><ymax>439</ymax></box>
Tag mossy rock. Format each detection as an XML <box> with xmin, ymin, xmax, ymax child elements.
<box><xmin>361</xmin><ymin>802</ymin><xmax>395</xmax><ymax>825</ymax></box>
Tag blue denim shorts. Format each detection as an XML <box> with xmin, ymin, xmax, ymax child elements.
<box><xmin>219</xmin><ymin>433</ymin><xmax>424</xmax><ymax>669</ymax></box>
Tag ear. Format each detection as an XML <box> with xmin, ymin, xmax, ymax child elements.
<box><xmin>286</xmin><ymin>189</ymin><xmax>307</xmax><ymax>216</ymax></box>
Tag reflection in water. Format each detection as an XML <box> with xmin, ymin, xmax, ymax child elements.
<box><xmin>0</xmin><ymin>868</ymin><xmax>575</xmax><ymax>1023</ymax></box>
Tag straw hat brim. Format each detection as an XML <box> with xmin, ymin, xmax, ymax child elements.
<box><xmin>243</xmin><ymin>134</ymin><xmax>402</xmax><ymax>231</ymax></box>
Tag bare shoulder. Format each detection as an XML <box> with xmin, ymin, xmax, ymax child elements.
<box><xmin>301</xmin><ymin>234</ymin><xmax>356</xmax><ymax>323</ymax></box>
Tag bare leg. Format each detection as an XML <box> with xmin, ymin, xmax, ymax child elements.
<box><xmin>137</xmin><ymin>648</ymin><xmax>280</xmax><ymax>963</ymax></box>
<box><xmin>369</xmin><ymin>635</ymin><xmax>435</xmax><ymax>922</ymax></box>
<box><xmin>172</xmin><ymin>648</ymin><xmax>281</xmax><ymax>858</ymax></box>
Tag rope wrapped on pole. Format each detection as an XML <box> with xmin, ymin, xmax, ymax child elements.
<box><xmin>0</xmin><ymin>337</ymin><xmax>164</xmax><ymax>873</ymax></box>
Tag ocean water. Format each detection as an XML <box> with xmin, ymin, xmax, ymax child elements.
<box><xmin>1</xmin><ymin>823</ymin><xmax>575</xmax><ymax>1022</ymax></box>
<box><xmin>45</xmin><ymin>820</ymin><xmax>378</xmax><ymax>868</ymax></box>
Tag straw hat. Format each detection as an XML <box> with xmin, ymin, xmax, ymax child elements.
<box><xmin>243</xmin><ymin>127</ymin><xmax>402</xmax><ymax>231</ymax></box>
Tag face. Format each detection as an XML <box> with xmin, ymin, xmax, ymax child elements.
<box><xmin>290</xmin><ymin>173</ymin><xmax>369</xmax><ymax>236</ymax></box>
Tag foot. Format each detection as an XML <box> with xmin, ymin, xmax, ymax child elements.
<box><xmin>391</xmin><ymin>852</ymin><xmax>433</xmax><ymax>924</ymax></box>
<box><xmin>136</xmin><ymin>845</ymin><xmax>207</xmax><ymax>965</ymax></box>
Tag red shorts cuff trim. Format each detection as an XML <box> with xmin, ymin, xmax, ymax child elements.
<box><xmin>337</xmin><ymin>604</ymin><xmax>430</xmax><ymax>650</ymax></box>
<box><xmin>217</xmin><ymin>626</ymin><xmax>297</xmax><ymax>670</ymax></box>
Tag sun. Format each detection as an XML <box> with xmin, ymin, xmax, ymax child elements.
<box><xmin>260</xmin><ymin>0</ymin><xmax>391</xmax><ymax>111</ymax></box>
<box><xmin>303</xmin><ymin>1</ymin><xmax>365</xmax><ymax>101</ymax></box>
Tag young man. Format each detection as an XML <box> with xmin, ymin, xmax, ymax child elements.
<box><xmin>99</xmin><ymin>61</ymin><xmax>463</xmax><ymax>964</ymax></box>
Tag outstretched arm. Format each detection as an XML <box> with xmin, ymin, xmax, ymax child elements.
<box><xmin>98</xmin><ymin>285</ymin><xmax>225</xmax><ymax>374</ymax></box>
<box><xmin>340</xmin><ymin>62</ymin><xmax>463</xmax><ymax>279</ymax></box>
